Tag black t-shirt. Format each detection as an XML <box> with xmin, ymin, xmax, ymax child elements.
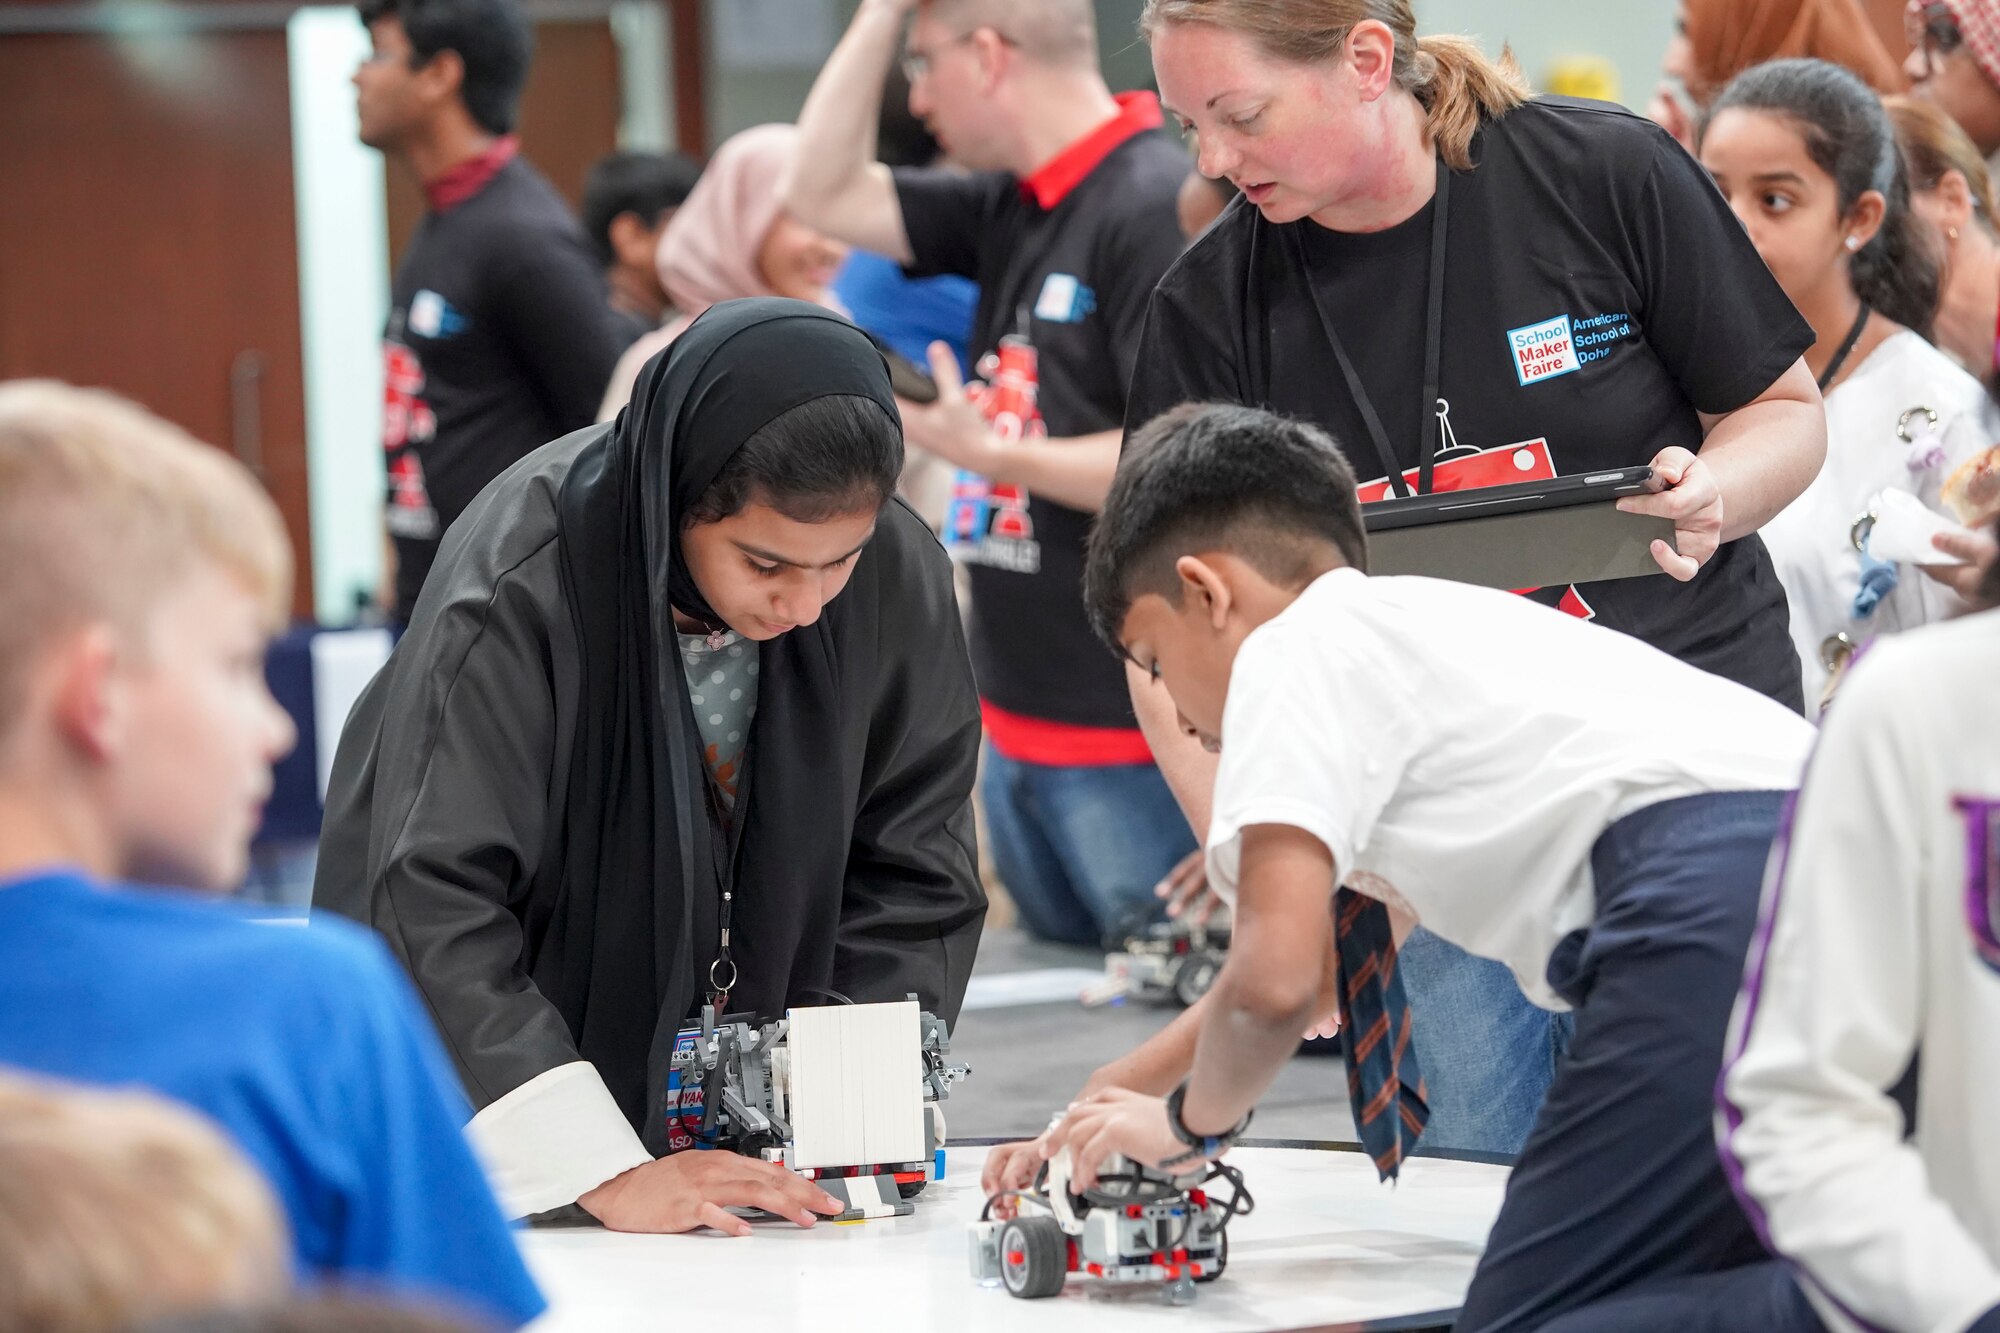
<box><xmin>895</xmin><ymin>128</ymin><xmax>1191</xmax><ymax>729</ymax></box>
<box><xmin>382</xmin><ymin>158</ymin><xmax>627</xmax><ymax>620</ymax></box>
<box><xmin>1128</xmin><ymin>98</ymin><xmax>1813</xmax><ymax>710</ymax></box>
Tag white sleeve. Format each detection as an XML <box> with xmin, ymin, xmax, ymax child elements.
<box><xmin>466</xmin><ymin>1061</ymin><xmax>653</xmax><ymax>1218</ymax></box>
<box><xmin>1206</xmin><ymin>621</ymin><xmax>1425</xmax><ymax>898</ymax></box>
<box><xmin>1717</xmin><ymin>643</ymin><xmax>2000</xmax><ymax>1333</ymax></box>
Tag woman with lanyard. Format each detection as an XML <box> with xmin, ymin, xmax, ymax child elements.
<box><xmin>314</xmin><ymin>299</ymin><xmax>985</xmax><ymax>1236</ymax></box>
<box><xmin>1701</xmin><ymin>59</ymin><xmax>1997</xmax><ymax>715</ymax></box>
<box><xmin>1119</xmin><ymin>0</ymin><xmax>1827</xmax><ymax>1158</ymax></box>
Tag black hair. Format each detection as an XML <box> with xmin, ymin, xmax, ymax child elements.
<box><xmin>686</xmin><ymin>394</ymin><xmax>904</xmax><ymax>526</ymax></box>
<box><xmin>1703</xmin><ymin>58</ymin><xmax>1941</xmax><ymax>337</ymax></box>
<box><xmin>356</xmin><ymin>0</ymin><xmax>533</xmax><ymax>136</ymax></box>
<box><xmin>876</xmin><ymin>65</ymin><xmax>942</xmax><ymax>169</ymax></box>
<box><xmin>1084</xmin><ymin>403</ymin><xmax>1368</xmax><ymax>652</ymax></box>
<box><xmin>580</xmin><ymin>150</ymin><xmax>705</xmax><ymax>266</ymax></box>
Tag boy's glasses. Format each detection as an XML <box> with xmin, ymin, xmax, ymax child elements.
<box><xmin>900</xmin><ymin>27</ymin><xmax>1017</xmax><ymax>82</ymax></box>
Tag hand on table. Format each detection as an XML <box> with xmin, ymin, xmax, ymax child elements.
<box><xmin>1040</xmin><ymin>1088</ymin><xmax>1191</xmax><ymax>1192</ymax></box>
<box><xmin>1618</xmin><ymin>446</ymin><xmax>1722</xmax><ymax>581</ymax></box>
<box><xmin>578</xmin><ymin>1151</ymin><xmax>844</xmax><ymax>1236</ymax></box>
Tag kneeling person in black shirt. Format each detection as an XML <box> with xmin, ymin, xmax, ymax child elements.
<box><xmin>784</xmin><ymin>0</ymin><xmax>1202</xmax><ymax>947</ymax></box>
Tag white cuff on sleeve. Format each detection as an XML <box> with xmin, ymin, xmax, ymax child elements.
<box><xmin>467</xmin><ymin>1061</ymin><xmax>653</xmax><ymax>1219</ymax></box>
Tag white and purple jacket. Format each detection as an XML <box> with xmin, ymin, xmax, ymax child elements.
<box><xmin>1719</xmin><ymin>610</ymin><xmax>2000</xmax><ymax>1333</ymax></box>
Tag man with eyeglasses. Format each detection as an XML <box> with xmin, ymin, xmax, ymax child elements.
<box><xmin>1908</xmin><ymin>0</ymin><xmax>2000</xmax><ymax>158</ymax></box>
<box><xmin>786</xmin><ymin>0</ymin><xmax>1201</xmax><ymax>951</ymax></box>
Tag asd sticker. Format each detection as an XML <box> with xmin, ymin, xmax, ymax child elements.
<box><xmin>1507</xmin><ymin>314</ymin><xmax>1581</xmax><ymax>386</ymax></box>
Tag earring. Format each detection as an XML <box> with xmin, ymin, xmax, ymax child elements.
<box><xmin>1949</xmin><ymin>226</ymin><xmax>1962</xmax><ymax>243</ymax></box>
<box><xmin>1845</xmin><ymin>235</ymin><xmax>1861</xmax><ymax>251</ymax></box>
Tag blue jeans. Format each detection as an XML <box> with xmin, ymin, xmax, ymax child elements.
<box><xmin>1400</xmin><ymin>926</ymin><xmax>1574</xmax><ymax>1156</ymax></box>
<box><xmin>981</xmin><ymin>745</ymin><xmax>1198</xmax><ymax>947</ymax></box>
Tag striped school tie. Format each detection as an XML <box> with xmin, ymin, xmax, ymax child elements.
<box><xmin>1335</xmin><ymin>886</ymin><xmax>1429</xmax><ymax>1180</ymax></box>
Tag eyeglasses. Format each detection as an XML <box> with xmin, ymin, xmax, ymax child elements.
<box><xmin>900</xmin><ymin>27</ymin><xmax>1016</xmax><ymax>82</ymax></box>
<box><xmin>1908</xmin><ymin>2</ymin><xmax>1965</xmax><ymax>78</ymax></box>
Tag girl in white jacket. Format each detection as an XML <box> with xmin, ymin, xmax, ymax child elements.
<box><xmin>1716</xmin><ymin>578</ymin><xmax>2000</xmax><ymax>1333</ymax></box>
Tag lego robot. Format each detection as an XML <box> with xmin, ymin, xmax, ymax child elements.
<box><xmin>1082</xmin><ymin>918</ymin><xmax>1232</xmax><ymax>1008</ymax></box>
<box><xmin>969</xmin><ymin>1142</ymin><xmax>1252</xmax><ymax>1303</ymax></box>
<box><xmin>663</xmin><ymin>996</ymin><xmax>969</xmax><ymax>1220</ymax></box>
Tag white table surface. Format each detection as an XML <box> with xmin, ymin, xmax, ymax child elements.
<box><xmin>523</xmin><ymin>1144</ymin><xmax>1509</xmax><ymax>1332</ymax></box>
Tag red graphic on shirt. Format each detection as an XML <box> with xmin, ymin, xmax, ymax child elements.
<box><xmin>987</xmin><ymin>483</ymin><xmax>1033</xmax><ymax>540</ymax></box>
<box><xmin>1357</xmin><ymin>439</ymin><xmax>1556</xmax><ymax>502</ymax></box>
<box><xmin>1359</xmin><ymin>439</ymin><xmax>1594</xmax><ymax>620</ymax></box>
<box><xmin>1557</xmin><ymin>586</ymin><xmax>1597</xmax><ymax>620</ymax></box>
<box><xmin>387</xmin><ymin>453</ymin><xmax>431</xmax><ymax>511</ymax></box>
<box><xmin>382</xmin><ymin>342</ymin><xmax>436</xmax><ymax>454</ymax></box>
<box><xmin>381</xmin><ymin>340</ymin><xmax>440</xmax><ymax>537</ymax></box>
<box><xmin>945</xmin><ymin>336</ymin><xmax>1046</xmax><ymax>566</ymax></box>
<box><xmin>980</xmin><ymin>336</ymin><xmax>1046</xmax><ymax>448</ymax></box>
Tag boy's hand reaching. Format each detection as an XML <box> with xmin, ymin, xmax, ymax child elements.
<box><xmin>1039</xmin><ymin>1088</ymin><xmax>1189</xmax><ymax>1192</ymax></box>
<box><xmin>1155</xmin><ymin>849</ymin><xmax>1224</xmax><ymax>924</ymax></box>
<box><xmin>979</xmin><ymin>1137</ymin><xmax>1048</xmax><ymax>1219</ymax></box>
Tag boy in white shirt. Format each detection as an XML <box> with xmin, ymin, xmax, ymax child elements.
<box><xmin>1035</xmin><ymin>402</ymin><xmax>1818</xmax><ymax>1331</ymax></box>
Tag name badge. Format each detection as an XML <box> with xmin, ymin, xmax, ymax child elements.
<box><xmin>1033</xmin><ymin>273</ymin><xmax>1095</xmax><ymax>324</ymax></box>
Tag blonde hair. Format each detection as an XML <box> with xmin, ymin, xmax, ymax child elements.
<box><xmin>0</xmin><ymin>381</ymin><xmax>292</xmax><ymax>739</ymax></box>
<box><xmin>1886</xmin><ymin>94</ymin><xmax>2000</xmax><ymax>236</ymax></box>
<box><xmin>0</xmin><ymin>1070</ymin><xmax>290</xmax><ymax>1332</ymax></box>
<box><xmin>1139</xmin><ymin>0</ymin><xmax>1531</xmax><ymax>170</ymax></box>
<box><xmin>927</xmin><ymin>0</ymin><xmax>1099</xmax><ymax>69</ymax></box>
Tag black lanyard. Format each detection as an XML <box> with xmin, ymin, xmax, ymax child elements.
<box><xmin>1288</xmin><ymin>157</ymin><xmax>1451</xmax><ymax>498</ymax></box>
<box><xmin>1816</xmin><ymin>301</ymin><xmax>1871</xmax><ymax>392</ymax></box>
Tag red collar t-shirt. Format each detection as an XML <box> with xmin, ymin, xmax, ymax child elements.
<box><xmin>1020</xmin><ymin>91</ymin><xmax>1165</xmax><ymax>210</ymax></box>
<box><xmin>892</xmin><ymin>92</ymin><xmax>1189</xmax><ymax>766</ymax></box>
<box><xmin>424</xmin><ymin>135</ymin><xmax>520</xmax><ymax>213</ymax></box>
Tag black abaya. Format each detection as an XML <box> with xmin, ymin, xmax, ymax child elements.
<box><xmin>314</xmin><ymin>300</ymin><xmax>985</xmax><ymax>1151</ymax></box>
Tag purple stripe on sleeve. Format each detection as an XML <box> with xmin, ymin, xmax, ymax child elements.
<box><xmin>1712</xmin><ymin>727</ymin><xmax>1894</xmax><ymax>1333</ymax></box>
<box><xmin>1958</xmin><ymin>797</ymin><xmax>2000</xmax><ymax>975</ymax></box>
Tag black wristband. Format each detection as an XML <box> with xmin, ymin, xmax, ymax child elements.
<box><xmin>1165</xmin><ymin>1079</ymin><xmax>1251</xmax><ymax>1162</ymax></box>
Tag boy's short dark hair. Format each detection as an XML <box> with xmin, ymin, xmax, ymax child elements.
<box><xmin>1084</xmin><ymin>402</ymin><xmax>1369</xmax><ymax>651</ymax></box>
<box><xmin>580</xmin><ymin>150</ymin><xmax>705</xmax><ymax>266</ymax></box>
<box><xmin>356</xmin><ymin>0</ymin><xmax>533</xmax><ymax>136</ymax></box>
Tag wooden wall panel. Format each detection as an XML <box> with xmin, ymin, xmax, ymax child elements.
<box><xmin>0</xmin><ymin>29</ymin><xmax>316</xmax><ymax>618</ymax></box>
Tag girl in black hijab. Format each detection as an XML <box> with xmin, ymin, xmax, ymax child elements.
<box><xmin>315</xmin><ymin>299</ymin><xmax>984</xmax><ymax>1236</ymax></box>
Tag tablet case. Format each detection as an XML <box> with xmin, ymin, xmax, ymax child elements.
<box><xmin>1365</xmin><ymin>502</ymin><xmax>1679</xmax><ymax>590</ymax></box>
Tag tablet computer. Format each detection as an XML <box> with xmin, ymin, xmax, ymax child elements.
<box><xmin>1362</xmin><ymin>466</ymin><xmax>1660</xmax><ymax>530</ymax></box>
<box><xmin>1362</xmin><ymin>467</ymin><xmax>1677</xmax><ymax>590</ymax></box>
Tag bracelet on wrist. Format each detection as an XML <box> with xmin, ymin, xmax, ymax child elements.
<box><xmin>1164</xmin><ymin>1079</ymin><xmax>1251</xmax><ymax>1165</ymax></box>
